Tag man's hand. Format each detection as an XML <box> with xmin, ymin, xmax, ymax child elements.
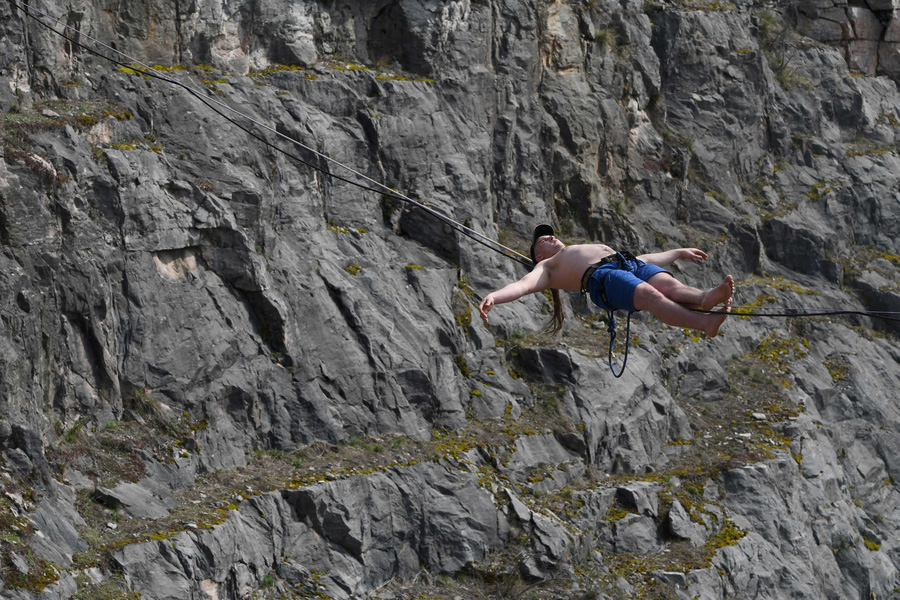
<box><xmin>680</xmin><ymin>248</ymin><xmax>708</xmax><ymax>263</ymax></box>
<box><xmin>478</xmin><ymin>294</ymin><xmax>495</xmax><ymax>325</ymax></box>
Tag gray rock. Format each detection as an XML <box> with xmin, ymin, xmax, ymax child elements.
<box><xmin>9</xmin><ymin>551</ymin><xmax>29</xmax><ymax>575</ymax></box>
<box><xmin>667</xmin><ymin>499</ymin><xmax>709</xmax><ymax>546</ymax></box>
<box><xmin>503</xmin><ymin>433</ymin><xmax>581</xmax><ymax>485</ymax></box>
<box><xmin>762</xmin><ymin>216</ymin><xmax>828</xmax><ymax>275</ymax></box>
<box><xmin>616</xmin><ymin>482</ymin><xmax>659</xmax><ymax>518</ymax></box>
<box><xmin>878</xmin><ymin>41</ymin><xmax>900</xmax><ymax>79</ymax></box>
<box><xmin>848</xmin><ymin>40</ymin><xmax>879</xmax><ymax>75</ymax></box>
<box><xmin>867</xmin><ymin>0</ymin><xmax>900</xmax><ymax>10</ymax></box>
<box><xmin>654</xmin><ymin>570</ymin><xmax>687</xmax><ymax>588</ymax></box>
<box><xmin>886</xmin><ymin>15</ymin><xmax>900</xmax><ymax>42</ymax></box>
<box><xmin>94</xmin><ymin>483</ymin><xmax>171</xmax><ymax>520</ymax></box>
<box><xmin>614</xmin><ymin>513</ymin><xmax>662</xmax><ymax>554</ymax></box>
<box><xmin>848</xmin><ymin>7</ymin><xmax>883</xmax><ymax>39</ymax></box>
<box><xmin>113</xmin><ymin>463</ymin><xmax>509</xmax><ymax>598</ymax></box>
<box><xmin>797</xmin><ymin>13</ymin><xmax>847</xmax><ymax>41</ymax></box>
<box><xmin>677</xmin><ymin>355</ymin><xmax>729</xmax><ymax>401</ymax></box>
<box><xmin>27</xmin><ymin>489</ymin><xmax>87</xmax><ymax>569</ymax></box>
<box><xmin>4</xmin><ymin>448</ymin><xmax>33</xmax><ymax>475</ymax></box>
<box><xmin>61</xmin><ymin>468</ymin><xmax>94</xmax><ymax>491</ymax></box>
<box><xmin>856</xmin><ymin>270</ymin><xmax>900</xmax><ymax>333</ymax></box>
<box><xmin>506</xmin><ymin>488</ymin><xmax>533</xmax><ymax>523</ymax></box>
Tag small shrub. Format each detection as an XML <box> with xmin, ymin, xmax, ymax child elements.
<box><xmin>594</xmin><ymin>29</ymin><xmax>615</xmax><ymax>49</ymax></box>
<box><xmin>66</xmin><ymin>421</ymin><xmax>84</xmax><ymax>442</ymax></box>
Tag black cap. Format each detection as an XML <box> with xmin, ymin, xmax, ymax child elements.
<box><xmin>529</xmin><ymin>224</ymin><xmax>555</xmax><ymax>267</ymax></box>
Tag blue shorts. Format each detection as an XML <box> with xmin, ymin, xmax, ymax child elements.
<box><xmin>585</xmin><ymin>254</ymin><xmax>670</xmax><ymax>313</ymax></box>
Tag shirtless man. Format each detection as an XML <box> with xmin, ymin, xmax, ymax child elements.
<box><xmin>478</xmin><ymin>224</ymin><xmax>734</xmax><ymax>337</ymax></box>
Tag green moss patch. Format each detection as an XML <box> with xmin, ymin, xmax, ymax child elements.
<box><xmin>2</xmin><ymin>99</ymin><xmax>132</xmax><ymax>163</ymax></box>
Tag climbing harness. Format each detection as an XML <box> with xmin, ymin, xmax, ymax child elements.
<box><xmin>581</xmin><ymin>252</ymin><xmax>637</xmax><ymax>378</ymax></box>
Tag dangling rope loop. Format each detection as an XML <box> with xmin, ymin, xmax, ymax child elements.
<box><xmin>606</xmin><ymin>311</ymin><xmax>633</xmax><ymax>378</ymax></box>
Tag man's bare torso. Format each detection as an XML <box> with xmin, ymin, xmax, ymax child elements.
<box><xmin>539</xmin><ymin>243</ymin><xmax>616</xmax><ymax>291</ymax></box>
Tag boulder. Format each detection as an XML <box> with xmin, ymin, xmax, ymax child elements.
<box><xmin>666</xmin><ymin>499</ymin><xmax>709</xmax><ymax>546</ymax></box>
<box><xmin>761</xmin><ymin>216</ymin><xmax>828</xmax><ymax>275</ymax></box>
<box><xmin>93</xmin><ymin>483</ymin><xmax>171</xmax><ymax>520</ymax></box>
<box><xmin>28</xmin><ymin>496</ymin><xmax>88</xmax><ymax>568</ymax></box>
<box><xmin>854</xmin><ymin>270</ymin><xmax>900</xmax><ymax>334</ymax></box>
<box><xmin>848</xmin><ymin>7</ymin><xmax>883</xmax><ymax>39</ymax></box>
<box><xmin>867</xmin><ymin>0</ymin><xmax>900</xmax><ymax>11</ymax></box>
<box><xmin>796</xmin><ymin>12</ymin><xmax>850</xmax><ymax>41</ymax></box>
<box><xmin>848</xmin><ymin>40</ymin><xmax>880</xmax><ymax>75</ymax></box>
<box><xmin>614</xmin><ymin>514</ymin><xmax>662</xmax><ymax>554</ymax></box>
<box><xmin>878</xmin><ymin>41</ymin><xmax>900</xmax><ymax>78</ymax></box>
<box><xmin>616</xmin><ymin>483</ymin><xmax>659</xmax><ymax>518</ymax></box>
<box><xmin>885</xmin><ymin>15</ymin><xmax>900</xmax><ymax>42</ymax></box>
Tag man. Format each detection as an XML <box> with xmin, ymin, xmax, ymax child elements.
<box><xmin>478</xmin><ymin>224</ymin><xmax>733</xmax><ymax>337</ymax></box>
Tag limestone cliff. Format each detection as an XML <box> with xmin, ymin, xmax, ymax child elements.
<box><xmin>2</xmin><ymin>0</ymin><xmax>900</xmax><ymax>598</ymax></box>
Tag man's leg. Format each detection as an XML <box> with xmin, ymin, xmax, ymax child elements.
<box><xmin>633</xmin><ymin>282</ymin><xmax>731</xmax><ymax>337</ymax></box>
<box><xmin>646</xmin><ymin>273</ymin><xmax>734</xmax><ymax>311</ymax></box>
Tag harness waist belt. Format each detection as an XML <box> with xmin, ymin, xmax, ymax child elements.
<box><xmin>579</xmin><ymin>251</ymin><xmax>636</xmax><ymax>294</ymax></box>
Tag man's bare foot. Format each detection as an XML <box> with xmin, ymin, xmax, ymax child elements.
<box><xmin>703</xmin><ymin>297</ymin><xmax>732</xmax><ymax>337</ymax></box>
<box><xmin>700</xmin><ymin>275</ymin><xmax>735</xmax><ymax>311</ymax></box>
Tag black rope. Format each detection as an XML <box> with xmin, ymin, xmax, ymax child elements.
<box><xmin>692</xmin><ymin>307</ymin><xmax>900</xmax><ymax>324</ymax></box>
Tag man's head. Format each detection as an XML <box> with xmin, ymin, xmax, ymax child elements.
<box><xmin>530</xmin><ymin>224</ymin><xmax>563</xmax><ymax>267</ymax></box>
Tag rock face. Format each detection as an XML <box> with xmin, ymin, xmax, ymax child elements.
<box><xmin>797</xmin><ymin>0</ymin><xmax>900</xmax><ymax>79</ymax></box>
<box><xmin>2</xmin><ymin>0</ymin><xmax>900</xmax><ymax>598</ymax></box>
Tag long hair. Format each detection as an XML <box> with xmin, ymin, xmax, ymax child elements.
<box><xmin>544</xmin><ymin>289</ymin><xmax>564</xmax><ymax>334</ymax></box>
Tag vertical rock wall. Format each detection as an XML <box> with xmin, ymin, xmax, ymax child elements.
<box><xmin>1</xmin><ymin>0</ymin><xmax>900</xmax><ymax>598</ymax></box>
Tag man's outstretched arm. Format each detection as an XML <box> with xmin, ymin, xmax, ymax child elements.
<box><xmin>637</xmin><ymin>248</ymin><xmax>707</xmax><ymax>267</ymax></box>
<box><xmin>478</xmin><ymin>264</ymin><xmax>551</xmax><ymax>325</ymax></box>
